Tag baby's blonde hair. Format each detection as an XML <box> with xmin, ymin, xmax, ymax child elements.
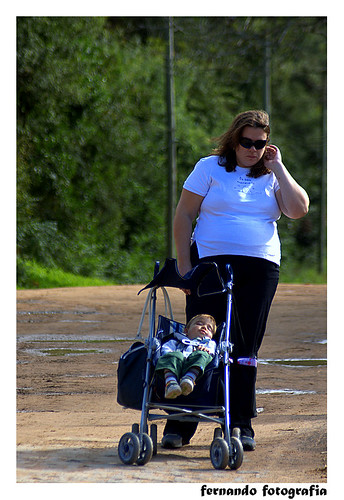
<box><xmin>185</xmin><ymin>314</ymin><xmax>216</xmax><ymax>335</ymax></box>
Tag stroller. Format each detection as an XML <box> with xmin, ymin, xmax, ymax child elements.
<box><xmin>117</xmin><ymin>258</ymin><xmax>244</xmax><ymax>470</ymax></box>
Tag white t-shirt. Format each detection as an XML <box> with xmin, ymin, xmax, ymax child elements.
<box><xmin>183</xmin><ymin>155</ymin><xmax>282</xmax><ymax>265</ymax></box>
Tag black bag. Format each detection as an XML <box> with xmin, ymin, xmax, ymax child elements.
<box><xmin>117</xmin><ymin>342</ymin><xmax>148</xmax><ymax>410</ymax></box>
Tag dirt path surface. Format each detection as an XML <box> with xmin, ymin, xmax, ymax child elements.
<box><xmin>17</xmin><ymin>283</ymin><xmax>327</xmax><ymax>484</ymax></box>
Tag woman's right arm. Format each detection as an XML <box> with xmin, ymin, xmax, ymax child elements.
<box><xmin>173</xmin><ymin>188</ymin><xmax>204</xmax><ymax>277</ymax></box>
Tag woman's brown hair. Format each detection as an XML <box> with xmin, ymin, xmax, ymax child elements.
<box><xmin>212</xmin><ymin>110</ymin><xmax>271</xmax><ymax>178</ymax></box>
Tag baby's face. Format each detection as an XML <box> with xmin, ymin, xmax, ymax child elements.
<box><xmin>186</xmin><ymin>318</ymin><xmax>215</xmax><ymax>340</ymax></box>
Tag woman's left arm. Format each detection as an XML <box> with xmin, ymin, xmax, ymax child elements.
<box><xmin>264</xmin><ymin>145</ymin><xmax>310</xmax><ymax>219</ymax></box>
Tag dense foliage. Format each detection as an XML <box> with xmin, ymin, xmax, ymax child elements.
<box><xmin>17</xmin><ymin>17</ymin><xmax>326</xmax><ymax>286</ymax></box>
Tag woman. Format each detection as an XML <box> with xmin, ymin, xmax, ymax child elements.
<box><xmin>161</xmin><ymin>110</ymin><xmax>309</xmax><ymax>451</ymax></box>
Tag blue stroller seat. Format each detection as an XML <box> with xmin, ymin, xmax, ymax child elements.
<box><xmin>152</xmin><ymin>315</ymin><xmax>224</xmax><ymax>408</ymax></box>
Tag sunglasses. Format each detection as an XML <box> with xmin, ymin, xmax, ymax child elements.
<box><xmin>239</xmin><ymin>137</ymin><xmax>267</xmax><ymax>150</ymax></box>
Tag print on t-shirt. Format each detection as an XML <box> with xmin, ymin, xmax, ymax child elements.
<box><xmin>233</xmin><ymin>175</ymin><xmax>263</xmax><ymax>197</ymax></box>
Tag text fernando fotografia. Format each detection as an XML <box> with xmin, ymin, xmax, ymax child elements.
<box><xmin>200</xmin><ymin>485</ymin><xmax>326</xmax><ymax>499</ymax></box>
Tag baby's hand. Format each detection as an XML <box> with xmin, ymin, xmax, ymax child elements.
<box><xmin>197</xmin><ymin>345</ymin><xmax>211</xmax><ymax>354</ymax></box>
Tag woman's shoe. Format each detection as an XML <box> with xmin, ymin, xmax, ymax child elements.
<box><xmin>240</xmin><ymin>427</ymin><xmax>256</xmax><ymax>451</ymax></box>
<box><xmin>161</xmin><ymin>434</ymin><xmax>183</xmax><ymax>448</ymax></box>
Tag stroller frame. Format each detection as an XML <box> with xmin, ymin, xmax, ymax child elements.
<box><xmin>118</xmin><ymin>259</ymin><xmax>244</xmax><ymax>470</ymax></box>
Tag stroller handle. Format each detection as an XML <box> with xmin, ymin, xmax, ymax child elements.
<box><xmin>138</xmin><ymin>258</ymin><xmax>227</xmax><ymax>297</ymax></box>
<box><xmin>224</xmin><ymin>264</ymin><xmax>234</xmax><ymax>289</ymax></box>
<box><xmin>154</xmin><ymin>261</ymin><xmax>160</xmax><ymax>278</ymax></box>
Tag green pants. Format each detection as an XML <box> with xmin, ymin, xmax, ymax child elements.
<box><xmin>155</xmin><ymin>350</ymin><xmax>213</xmax><ymax>380</ymax></box>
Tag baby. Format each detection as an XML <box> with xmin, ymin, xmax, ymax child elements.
<box><xmin>155</xmin><ymin>314</ymin><xmax>217</xmax><ymax>399</ymax></box>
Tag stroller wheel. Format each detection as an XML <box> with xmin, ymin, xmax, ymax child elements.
<box><xmin>213</xmin><ymin>427</ymin><xmax>222</xmax><ymax>440</ymax></box>
<box><xmin>228</xmin><ymin>436</ymin><xmax>244</xmax><ymax>470</ymax></box>
<box><xmin>210</xmin><ymin>437</ymin><xmax>229</xmax><ymax>470</ymax></box>
<box><xmin>150</xmin><ymin>424</ymin><xmax>158</xmax><ymax>455</ymax></box>
<box><xmin>132</xmin><ymin>423</ymin><xmax>139</xmax><ymax>434</ymax></box>
<box><xmin>118</xmin><ymin>432</ymin><xmax>140</xmax><ymax>465</ymax></box>
<box><xmin>136</xmin><ymin>433</ymin><xmax>154</xmax><ymax>466</ymax></box>
<box><xmin>231</xmin><ymin>427</ymin><xmax>241</xmax><ymax>439</ymax></box>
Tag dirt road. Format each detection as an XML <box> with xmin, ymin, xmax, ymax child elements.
<box><xmin>16</xmin><ymin>283</ymin><xmax>327</xmax><ymax>484</ymax></box>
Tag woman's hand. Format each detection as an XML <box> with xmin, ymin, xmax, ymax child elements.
<box><xmin>177</xmin><ymin>262</ymin><xmax>193</xmax><ymax>278</ymax></box>
<box><xmin>263</xmin><ymin>144</ymin><xmax>283</xmax><ymax>172</ymax></box>
<box><xmin>264</xmin><ymin>144</ymin><xmax>309</xmax><ymax>219</ymax></box>
<box><xmin>178</xmin><ymin>261</ymin><xmax>193</xmax><ymax>296</ymax></box>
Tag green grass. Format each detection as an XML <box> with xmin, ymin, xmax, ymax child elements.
<box><xmin>17</xmin><ymin>259</ymin><xmax>117</xmax><ymax>289</ymax></box>
<box><xmin>279</xmin><ymin>263</ymin><xmax>326</xmax><ymax>284</ymax></box>
<box><xmin>17</xmin><ymin>258</ymin><xmax>327</xmax><ymax>289</ymax></box>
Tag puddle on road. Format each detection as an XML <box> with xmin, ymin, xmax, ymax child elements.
<box><xmin>17</xmin><ymin>326</ymin><xmax>326</xmax><ymax>370</ymax></box>
<box><xmin>21</xmin><ymin>347</ymin><xmax>115</xmax><ymax>357</ymax></box>
<box><xmin>17</xmin><ymin>310</ymin><xmax>122</xmax><ymax>325</ymax></box>
<box><xmin>58</xmin><ymin>320</ymin><xmax>102</xmax><ymax>323</ymax></box>
<box><xmin>62</xmin><ymin>373</ymin><xmax>110</xmax><ymax>378</ymax></box>
<box><xmin>257</xmin><ymin>388</ymin><xmax>316</xmax><ymax>395</ymax></box>
<box><xmin>259</xmin><ymin>358</ymin><xmax>326</xmax><ymax>367</ymax></box>
<box><xmin>17</xmin><ymin>310</ymin><xmax>99</xmax><ymax>316</ymax></box>
<box><xmin>256</xmin><ymin>357</ymin><xmax>325</xmax><ymax>397</ymax></box>
<box><xmin>304</xmin><ymin>339</ymin><xmax>327</xmax><ymax>345</ymax></box>
<box><xmin>17</xmin><ymin>334</ymin><xmax>133</xmax><ymax>357</ymax></box>
<box><xmin>18</xmin><ymin>334</ymin><xmax>327</xmax><ymax>365</ymax></box>
<box><xmin>17</xmin><ymin>334</ymin><xmax>134</xmax><ymax>343</ymax></box>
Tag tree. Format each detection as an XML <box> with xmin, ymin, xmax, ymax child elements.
<box><xmin>17</xmin><ymin>16</ymin><xmax>326</xmax><ymax>286</ymax></box>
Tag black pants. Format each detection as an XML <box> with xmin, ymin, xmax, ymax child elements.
<box><xmin>163</xmin><ymin>246</ymin><xmax>279</xmax><ymax>441</ymax></box>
